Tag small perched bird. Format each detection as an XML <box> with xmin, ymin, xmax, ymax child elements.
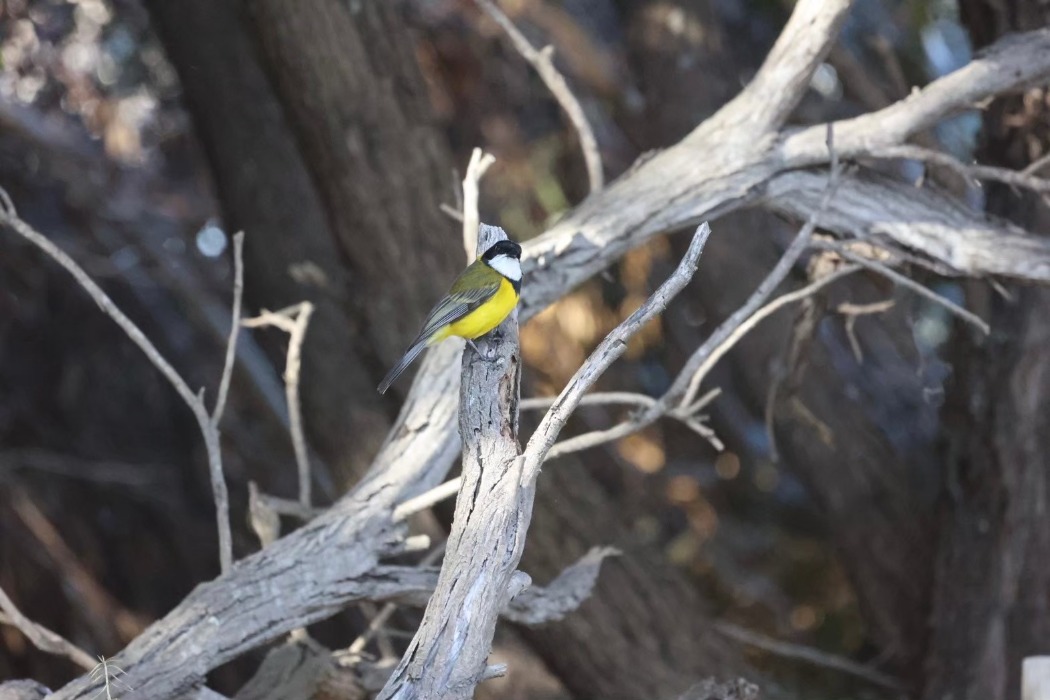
<box><xmin>377</xmin><ymin>239</ymin><xmax>522</xmax><ymax>394</ymax></box>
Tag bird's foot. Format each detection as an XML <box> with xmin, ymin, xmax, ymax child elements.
<box><xmin>466</xmin><ymin>338</ymin><xmax>499</xmax><ymax>362</ymax></box>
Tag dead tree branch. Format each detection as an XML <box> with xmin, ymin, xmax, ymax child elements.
<box><xmin>212</xmin><ymin>231</ymin><xmax>245</xmax><ymax>425</ymax></box>
<box><xmin>379</xmin><ymin>223</ymin><xmax>711</xmax><ymax>700</ymax></box>
<box><xmin>715</xmin><ymin>622</ymin><xmax>903</xmax><ymax>691</ymax></box>
<box><xmin>242</xmin><ymin>302</ymin><xmax>316</xmax><ymax>508</ymax></box>
<box><xmin>0</xmin><ymin>195</ymin><xmax>236</xmax><ymax>574</ymax></box>
<box><xmin>780</xmin><ymin>28</ymin><xmax>1050</xmax><ymax>165</ymax></box>
<box><xmin>460</xmin><ymin>148</ymin><xmax>495</xmax><ymax>260</ymax></box>
<box><xmin>476</xmin><ymin>0</ymin><xmax>604</xmax><ymax>193</ymax></box>
<box><xmin>0</xmin><ymin>585</ymin><xmax>95</xmax><ymax>671</ymax></box>
<box><xmin>812</xmin><ymin>239</ymin><xmax>991</xmax><ymax>334</ymax></box>
<box><xmin>864</xmin><ymin>144</ymin><xmax>1050</xmax><ymax>194</ymax></box>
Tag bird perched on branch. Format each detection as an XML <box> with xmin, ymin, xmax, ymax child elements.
<box><xmin>377</xmin><ymin>239</ymin><xmax>522</xmax><ymax>394</ymax></box>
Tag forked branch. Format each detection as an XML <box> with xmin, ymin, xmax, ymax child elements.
<box><xmin>0</xmin><ymin>196</ymin><xmax>240</xmax><ymax>573</ymax></box>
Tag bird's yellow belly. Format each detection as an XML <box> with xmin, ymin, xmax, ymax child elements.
<box><xmin>437</xmin><ymin>277</ymin><xmax>518</xmax><ymax>342</ymax></box>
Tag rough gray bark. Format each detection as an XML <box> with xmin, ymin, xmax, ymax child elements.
<box><xmin>380</xmin><ymin>226</ymin><xmax>527</xmax><ymax>699</ymax></box>
<box><xmin>380</xmin><ymin>224</ymin><xmax>712</xmax><ymax>700</ymax></box>
<box><xmin>240</xmin><ymin>0</ymin><xmax>463</xmax><ymax>371</ymax></box>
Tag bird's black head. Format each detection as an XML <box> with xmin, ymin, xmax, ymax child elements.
<box><xmin>482</xmin><ymin>239</ymin><xmax>522</xmax><ymax>262</ymax></box>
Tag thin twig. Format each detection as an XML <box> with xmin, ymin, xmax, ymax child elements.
<box><xmin>0</xmin><ymin>192</ymin><xmax>234</xmax><ymax>573</ymax></box>
<box><xmin>815</xmin><ymin>241</ymin><xmax>991</xmax><ymax>335</ymax></box>
<box><xmin>522</xmin><ymin>222</ymin><xmax>712</xmax><ymax>481</ymax></box>
<box><xmin>440</xmin><ymin>202</ymin><xmax>465</xmax><ymax>223</ymax></box>
<box><xmin>1021</xmin><ymin>151</ymin><xmax>1050</xmax><ymax>176</ymax></box>
<box><xmin>0</xmin><ymin>584</ymin><xmax>95</xmax><ymax>670</ymax></box>
<box><xmin>837</xmin><ymin>299</ymin><xmax>896</xmax><ymax>363</ymax></box>
<box><xmin>520</xmin><ymin>392</ymin><xmax>658</xmax><ymax>412</ymax></box>
<box><xmin>678</xmin><ymin>123</ymin><xmax>843</xmax><ymax>409</ymax></box>
<box><xmin>715</xmin><ymin>622</ymin><xmax>904</xmax><ymax>691</ymax></box>
<box><xmin>89</xmin><ymin>657</ymin><xmax>133</xmax><ymax>700</ymax></box>
<box><xmin>534</xmin><ymin>126</ymin><xmax>846</xmax><ymax>460</ymax></box>
<box><xmin>545</xmin><ymin>265</ymin><xmax>861</xmax><ymax>459</ymax></box>
<box><xmin>347</xmin><ymin>543</ymin><xmax>447</xmax><ymax>657</ymax></box>
<box><xmin>476</xmin><ymin>0</ymin><xmax>603</xmax><ymax>193</ymax></box>
<box><xmin>242</xmin><ymin>302</ymin><xmax>316</xmax><ymax>508</ymax></box>
<box><xmin>678</xmin><ymin>265</ymin><xmax>861</xmax><ymax>413</ymax></box>
<box><xmin>211</xmin><ymin>231</ymin><xmax>245</xmax><ymax>425</ymax></box>
<box><xmin>392</xmin><ymin>478</ymin><xmax>462</xmax><ymax>521</ymax></box>
<box><xmin>461</xmin><ymin>148</ymin><xmax>495</xmax><ymax>260</ymax></box>
<box><xmin>867</xmin><ymin>144</ymin><xmax>1050</xmax><ymax>193</ymax></box>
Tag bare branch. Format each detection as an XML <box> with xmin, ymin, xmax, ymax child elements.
<box><xmin>347</xmin><ymin>544</ymin><xmax>447</xmax><ymax>657</ymax></box>
<box><xmin>713</xmin><ymin>0</ymin><xmax>851</xmax><ymax>133</ymax></box>
<box><xmin>676</xmin><ymin>130</ymin><xmax>843</xmax><ymax>409</ymax></box>
<box><xmin>519</xmin><ymin>391</ymin><xmax>656</xmax><ymax>412</ymax></box>
<box><xmin>524</xmin><ymin>222</ymin><xmax>712</xmax><ymax>481</ymax></box>
<box><xmin>536</xmin><ymin>130</ymin><xmax>845</xmax><ymax>460</ymax></box>
<box><xmin>242</xmin><ymin>302</ymin><xmax>316</xmax><ymax>508</ymax></box>
<box><xmin>781</xmin><ymin>28</ymin><xmax>1050</xmax><ymax>164</ymax></box>
<box><xmin>211</xmin><ymin>230</ymin><xmax>245</xmax><ymax>424</ymax></box>
<box><xmin>392</xmin><ymin>478</ymin><xmax>461</xmax><ymax>522</ymax></box>
<box><xmin>503</xmin><ymin>547</ymin><xmax>619</xmax><ymax>624</ymax></box>
<box><xmin>0</xmin><ymin>585</ymin><xmax>95</xmax><ymax>671</ymax></box>
<box><xmin>379</xmin><ymin>224</ymin><xmax>709</xmax><ymax>700</ymax></box>
<box><xmin>476</xmin><ymin>0</ymin><xmax>603</xmax><ymax>192</ymax></box>
<box><xmin>764</xmin><ymin>167</ymin><xmax>1050</xmax><ymax>283</ymax></box>
<box><xmin>460</xmin><ymin>147</ymin><xmax>495</xmax><ymax>260</ymax></box>
<box><xmin>1022</xmin><ymin>152</ymin><xmax>1050</xmax><ymax>177</ymax></box>
<box><xmin>29</xmin><ymin>18</ymin><xmax>1050</xmax><ymax>700</ymax></box>
<box><xmin>813</xmin><ymin>240</ymin><xmax>991</xmax><ymax>334</ymax></box>
<box><xmin>0</xmin><ymin>194</ymin><xmax>234</xmax><ymax>573</ymax></box>
<box><xmin>545</xmin><ymin>265</ymin><xmax>860</xmax><ymax>460</ymax></box>
<box><xmin>715</xmin><ymin>622</ymin><xmax>904</xmax><ymax>691</ymax></box>
<box><xmin>864</xmin><ymin>144</ymin><xmax>1050</xmax><ymax>194</ymax></box>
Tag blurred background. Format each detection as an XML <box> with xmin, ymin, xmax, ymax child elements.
<box><xmin>0</xmin><ymin>0</ymin><xmax>1047</xmax><ymax>698</ymax></box>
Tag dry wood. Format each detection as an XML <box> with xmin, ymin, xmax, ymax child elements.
<box><xmin>476</xmin><ymin>0</ymin><xmax>603</xmax><ymax>193</ymax></box>
<box><xmin>16</xmin><ymin>2</ymin><xmax>1050</xmax><ymax>697</ymax></box>
<box><xmin>379</xmin><ymin>223</ymin><xmax>711</xmax><ymax>699</ymax></box>
<box><xmin>460</xmin><ymin>148</ymin><xmax>495</xmax><ymax>260</ymax></box>
<box><xmin>0</xmin><ymin>198</ymin><xmax>238</xmax><ymax>574</ymax></box>
<box><xmin>715</xmin><ymin>622</ymin><xmax>903</xmax><ymax>690</ymax></box>
<box><xmin>242</xmin><ymin>302</ymin><xmax>317</xmax><ymax>507</ymax></box>
<box><xmin>0</xmin><ymin>585</ymin><xmax>95</xmax><ymax>671</ymax></box>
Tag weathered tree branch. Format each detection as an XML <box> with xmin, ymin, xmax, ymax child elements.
<box><xmin>764</xmin><ymin>168</ymin><xmax>1050</xmax><ymax>282</ymax></box>
<box><xmin>242</xmin><ymin>302</ymin><xmax>317</xmax><ymax>508</ymax></box>
<box><xmin>379</xmin><ymin>223</ymin><xmax>711</xmax><ymax>699</ymax></box>
<box><xmin>780</xmin><ymin>28</ymin><xmax>1050</xmax><ymax>165</ymax></box>
<box><xmin>23</xmin><ymin>7</ymin><xmax>1050</xmax><ymax>699</ymax></box>
<box><xmin>0</xmin><ymin>196</ymin><xmax>237</xmax><ymax>574</ymax></box>
<box><xmin>475</xmin><ymin>0</ymin><xmax>604</xmax><ymax>193</ymax></box>
<box><xmin>0</xmin><ymin>585</ymin><xmax>95</xmax><ymax>671</ymax></box>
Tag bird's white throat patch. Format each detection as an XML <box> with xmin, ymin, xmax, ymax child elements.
<box><xmin>488</xmin><ymin>254</ymin><xmax>521</xmax><ymax>281</ymax></box>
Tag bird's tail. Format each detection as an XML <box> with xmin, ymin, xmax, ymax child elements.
<box><xmin>377</xmin><ymin>338</ymin><xmax>428</xmax><ymax>394</ymax></box>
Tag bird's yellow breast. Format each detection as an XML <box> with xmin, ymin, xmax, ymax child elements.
<box><xmin>435</xmin><ymin>277</ymin><xmax>518</xmax><ymax>342</ymax></box>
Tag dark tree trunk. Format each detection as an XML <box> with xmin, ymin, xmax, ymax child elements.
<box><xmin>924</xmin><ymin>3</ymin><xmax>1050</xmax><ymax>698</ymax></box>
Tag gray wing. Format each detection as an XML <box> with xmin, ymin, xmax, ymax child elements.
<box><xmin>414</xmin><ymin>264</ymin><xmax>502</xmax><ymax>342</ymax></box>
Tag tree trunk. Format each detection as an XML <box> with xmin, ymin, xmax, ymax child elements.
<box><xmin>925</xmin><ymin>3</ymin><xmax>1050</xmax><ymax>698</ymax></box>
<box><xmin>145</xmin><ymin>0</ymin><xmax>387</xmax><ymax>482</ymax></box>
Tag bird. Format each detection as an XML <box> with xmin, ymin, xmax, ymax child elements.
<box><xmin>377</xmin><ymin>238</ymin><xmax>523</xmax><ymax>394</ymax></box>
